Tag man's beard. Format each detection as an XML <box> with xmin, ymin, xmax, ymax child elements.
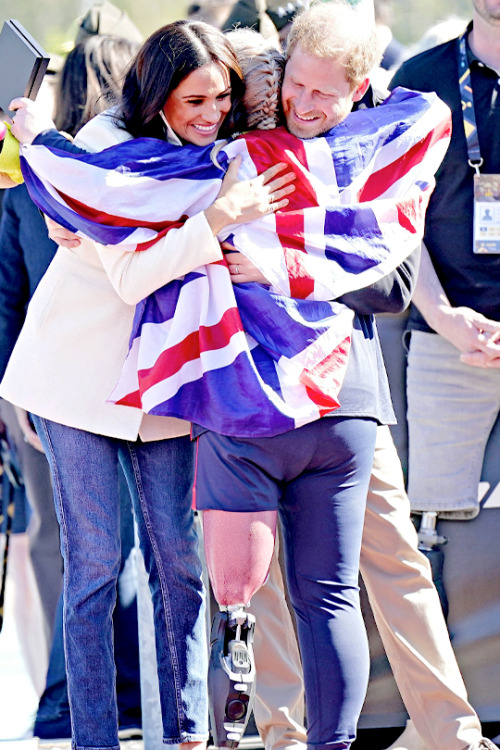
<box><xmin>284</xmin><ymin>111</ymin><xmax>339</xmax><ymax>139</ymax></box>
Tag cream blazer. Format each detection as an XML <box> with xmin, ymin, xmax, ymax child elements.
<box><xmin>0</xmin><ymin>111</ymin><xmax>223</xmax><ymax>441</ymax></box>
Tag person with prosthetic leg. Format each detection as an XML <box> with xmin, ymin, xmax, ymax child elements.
<box><xmin>205</xmin><ymin>511</ymin><xmax>276</xmax><ymax>747</ymax></box>
<box><xmin>191</xmin><ymin>7</ymin><xmax>450</xmax><ymax>748</ymax></box>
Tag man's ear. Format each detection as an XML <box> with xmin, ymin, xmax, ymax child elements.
<box><xmin>352</xmin><ymin>77</ymin><xmax>371</xmax><ymax>103</ymax></box>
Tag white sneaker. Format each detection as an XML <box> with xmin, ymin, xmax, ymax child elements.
<box><xmin>470</xmin><ymin>740</ymin><xmax>500</xmax><ymax>750</ymax></box>
<box><xmin>384</xmin><ymin>721</ymin><xmax>429</xmax><ymax>750</ymax></box>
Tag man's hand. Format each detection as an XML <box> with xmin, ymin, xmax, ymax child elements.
<box><xmin>13</xmin><ymin>406</ymin><xmax>44</xmax><ymax>453</ymax></box>
<box><xmin>412</xmin><ymin>244</ymin><xmax>500</xmax><ymax>367</ymax></box>
<box><xmin>432</xmin><ymin>305</ymin><xmax>500</xmax><ymax>367</ymax></box>
<box><xmin>460</xmin><ymin>349</ymin><xmax>500</xmax><ymax>368</ymax></box>
<box><xmin>460</xmin><ymin>325</ymin><xmax>500</xmax><ymax>368</ymax></box>
<box><xmin>223</xmin><ymin>244</ymin><xmax>270</xmax><ymax>285</ymax></box>
<box><xmin>9</xmin><ymin>97</ymin><xmax>56</xmax><ymax>145</ymax></box>
<box><xmin>45</xmin><ymin>216</ymin><xmax>82</xmax><ymax>249</ymax></box>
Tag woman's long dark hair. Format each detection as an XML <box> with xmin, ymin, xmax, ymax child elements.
<box><xmin>118</xmin><ymin>20</ymin><xmax>246</xmax><ymax>140</ymax></box>
<box><xmin>55</xmin><ymin>35</ymin><xmax>140</xmax><ymax>138</ymax></box>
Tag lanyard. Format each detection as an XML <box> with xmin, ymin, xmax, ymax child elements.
<box><xmin>457</xmin><ymin>31</ymin><xmax>484</xmax><ymax>173</ymax></box>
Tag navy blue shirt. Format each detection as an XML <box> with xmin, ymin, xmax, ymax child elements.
<box><xmin>390</xmin><ymin>24</ymin><xmax>500</xmax><ymax>333</ymax></box>
<box><xmin>0</xmin><ymin>184</ymin><xmax>58</xmax><ymax>379</ymax></box>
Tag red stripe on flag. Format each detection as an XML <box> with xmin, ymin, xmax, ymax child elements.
<box><xmin>396</xmin><ymin>187</ymin><xmax>431</xmax><ymax>235</ymax></box>
<box><xmin>134</xmin><ymin>218</ymin><xmax>189</xmax><ymax>251</ymax></box>
<box><xmin>114</xmin><ymin>389</ymin><xmax>142</xmax><ymax>408</ymax></box>
<box><xmin>242</xmin><ymin>127</ymin><xmax>319</xmax><ymax>209</ymax></box>
<box><xmin>58</xmin><ymin>186</ymin><xmax>189</xmax><ymax>233</ymax></box>
<box><xmin>358</xmin><ymin>120</ymin><xmax>451</xmax><ymax>202</ymax></box>
<box><xmin>301</xmin><ymin>336</ymin><xmax>351</xmax><ymax>416</ymax></box>
<box><xmin>137</xmin><ymin>305</ymin><xmax>244</xmax><ymax>392</ymax></box>
<box><xmin>276</xmin><ymin>212</ymin><xmax>315</xmax><ymax>299</ymax></box>
<box><xmin>240</xmin><ymin>128</ymin><xmax>321</xmax><ymax>300</ymax></box>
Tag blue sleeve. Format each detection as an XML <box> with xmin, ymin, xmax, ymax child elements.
<box><xmin>337</xmin><ymin>246</ymin><xmax>420</xmax><ymax>315</ymax></box>
<box><xmin>33</xmin><ymin>129</ymin><xmax>90</xmax><ymax>155</ymax></box>
<box><xmin>0</xmin><ymin>189</ymin><xmax>31</xmax><ymax>379</ymax></box>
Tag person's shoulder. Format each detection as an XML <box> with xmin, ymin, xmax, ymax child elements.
<box><xmin>74</xmin><ymin>107</ymin><xmax>132</xmax><ymax>152</ymax></box>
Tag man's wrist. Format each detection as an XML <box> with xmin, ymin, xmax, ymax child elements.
<box><xmin>415</xmin><ymin>299</ymin><xmax>453</xmax><ymax>335</ymax></box>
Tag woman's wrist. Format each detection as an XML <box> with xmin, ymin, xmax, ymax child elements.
<box><xmin>205</xmin><ymin>198</ymin><xmax>234</xmax><ymax>236</ymax></box>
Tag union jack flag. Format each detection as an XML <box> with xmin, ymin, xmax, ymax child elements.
<box><xmin>20</xmin><ymin>87</ymin><xmax>451</xmax><ymax>437</ymax></box>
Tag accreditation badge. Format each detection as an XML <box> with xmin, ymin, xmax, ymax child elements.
<box><xmin>473</xmin><ymin>173</ymin><xmax>500</xmax><ymax>254</ymax></box>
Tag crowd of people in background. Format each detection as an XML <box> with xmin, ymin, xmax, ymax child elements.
<box><xmin>0</xmin><ymin>1</ymin><xmax>499</xmax><ymax>750</ymax></box>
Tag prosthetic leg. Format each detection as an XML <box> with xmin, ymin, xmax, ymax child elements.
<box><xmin>417</xmin><ymin>511</ymin><xmax>449</xmax><ymax>619</ymax></box>
<box><xmin>203</xmin><ymin>510</ymin><xmax>277</xmax><ymax>748</ymax></box>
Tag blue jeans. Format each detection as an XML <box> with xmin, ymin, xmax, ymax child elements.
<box><xmin>195</xmin><ymin>417</ymin><xmax>377</xmax><ymax>749</ymax></box>
<box><xmin>33</xmin><ymin>417</ymin><xmax>208</xmax><ymax>750</ymax></box>
<box><xmin>35</xmin><ymin>467</ymin><xmax>141</xmax><ymax>738</ymax></box>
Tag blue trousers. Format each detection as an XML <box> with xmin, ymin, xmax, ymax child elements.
<box><xmin>34</xmin><ymin>467</ymin><xmax>141</xmax><ymax>737</ymax></box>
<box><xmin>195</xmin><ymin>417</ymin><xmax>377</xmax><ymax>750</ymax></box>
<box><xmin>34</xmin><ymin>417</ymin><xmax>208</xmax><ymax>750</ymax></box>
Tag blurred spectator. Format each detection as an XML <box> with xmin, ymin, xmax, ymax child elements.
<box><xmin>390</xmin><ymin>0</ymin><xmax>500</xmax><ymax>520</ymax></box>
<box><xmin>187</xmin><ymin>0</ymin><xmax>238</xmax><ymax>27</ymax></box>
<box><xmin>374</xmin><ymin>0</ymin><xmax>406</xmax><ymax>71</ymax></box>
<box><xmin>0</xmin><ymin>56</ymin><xmax>64</xmax><ymax>705</ymax></box>
<box><xmin>0</xmin><ymin>32</ymin><xmax>143</xmax><ymax>741</ymax></box>
<box><xmin>222</xmin><ymin>0</ymin><xmax>305</xmax><ymax>47</ymax></box>
<box><xmin>402</xmin><ymin>16</ymin><xmax>468</xmax><ymax>61</ymax></box>
<box><xmin>374</xmin><ymin>14</ymin><xmax>469</xmax><ymax>477</ymax></box>
<box><xmin>75</xmin><ymin>0</ymin><xmax>143</xmax><ymax>44</ymax></box>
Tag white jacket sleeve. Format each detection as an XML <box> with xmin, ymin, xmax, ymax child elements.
<box><xmin>93</xmin><ymin>214</ymin><xmax>223</xmax><ymax>304</ymax></box>
<box><xmin>74</xmin><ymin>111</ymin><xmax>224</xmax><ymax>305</ymax></box>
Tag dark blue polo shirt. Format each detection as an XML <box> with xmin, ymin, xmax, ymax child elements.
<box><xmin>390</xmin><ymin>23</ymin><xmax>500</xmax><ymax>332</ymax></box>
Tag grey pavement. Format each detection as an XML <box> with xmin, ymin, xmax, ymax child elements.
<box><xmin>0</xmin><ymin>743</ymin><xmax>144</xmax><ymax>750</ymax></box>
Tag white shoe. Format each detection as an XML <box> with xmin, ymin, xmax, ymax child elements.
<box><xmin>470</xmin><ymin>740</ymin><xmax>500</xmax><ymax>750</ymax></box>
<box><xmin>384</xmin><ymin>721</ymin><xmax>429</xmax><ymax>750</ymax></box>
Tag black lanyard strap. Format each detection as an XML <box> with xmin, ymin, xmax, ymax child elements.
<box><xmin>457</xmin><ymin>31</ymin><xmax>484</xmax><ymax>173</ymax></box>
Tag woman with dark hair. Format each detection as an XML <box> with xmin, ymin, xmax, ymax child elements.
<box><xmin>54</xmin><ymin>35</ymin><xmax>140</xmax><ymax>137</ymax></box>
<box><xmin>119</xmin><ymin>21</ymin><xmax>246</xmax><ymax>140</ymax></box>
<box><xmin>3</xmin><ymin>19</ymin><xmax>294</xmax><ymax>750</ymax></box>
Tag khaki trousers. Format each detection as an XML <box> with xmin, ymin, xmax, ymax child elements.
<box><xmin>250</xmin><ymin>425</ymin><xmax>482</xmax><ymax>750</ymax></box>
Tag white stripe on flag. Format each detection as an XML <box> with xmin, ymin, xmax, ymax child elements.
<box><xmin>140</xmin><ymin>330</ymin><xmax>249</xmax><ymax>411</ymax></box>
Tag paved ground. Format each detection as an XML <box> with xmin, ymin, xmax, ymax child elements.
<box><xmin>0</xmin><ymin>742</ymin><xmax>144</xmax><ymax>750</ymax></box>
<box><xmin>3</xmin><ymin>536</ymin><xmax>499</xmax><ymax>750</ymax></box>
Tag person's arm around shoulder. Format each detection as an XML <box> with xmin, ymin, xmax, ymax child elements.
<box><xmin>338</xmin><ymin>246</ymin><xmax>420</xmax><ymax>315</ymax></box>
<box><xmin>73</xmin><ymin>114</ymin><xmax>225</xmax><ymax>305</ymax></box>
<box><xmin>77</xmin><ymin>120</ymin><xmax>294</xmax><ymax>305</ymax></box>
<box><xmin>413</xmin><ymin>242</ymin><xmax>500</xmax><ymax>367</ymax></box>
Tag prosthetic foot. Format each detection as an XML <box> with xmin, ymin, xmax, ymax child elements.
<box><xmin>418</xmin><ymin>511</ymin><xmax>449</xmax><ymax>619</ymax></box>
<box><xmin>208</xmin><ymin>605</ymin><xmax>256</xmax><ymax>749</ymax></box>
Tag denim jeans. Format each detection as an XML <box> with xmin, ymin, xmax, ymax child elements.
<box><xmin>33</xmin><ymin>416</ymin><xmax>208</xmax><ymax>750</ymax></box>
<box><xmin>35</xmin><ymin>467</ymin><xmax>142</xmax><ymax>738</ymax></box>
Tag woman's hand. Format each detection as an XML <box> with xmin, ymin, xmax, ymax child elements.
<box><xmin>45</xmin><ymin>216</ymin><xmax>82</xmax><ymax>249</ymax></box>
<box><xmin>9</xmin><ymin>97</ymin><xmax>57</xmax><ymax>145</ymax></box>
<box><xmin>13</xmin><ymin>406</ymin><xmax>44</xmax><ymax>453</ymax></box>
<box><xmin>205</xmin><ymin>156</ymin><xmax>295</xmax><ymax>236</ymax></box>
<box><xmin>223</xmin><ymin>245</ymin><xmax>270</xmax><ymax>285</ymax></box>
